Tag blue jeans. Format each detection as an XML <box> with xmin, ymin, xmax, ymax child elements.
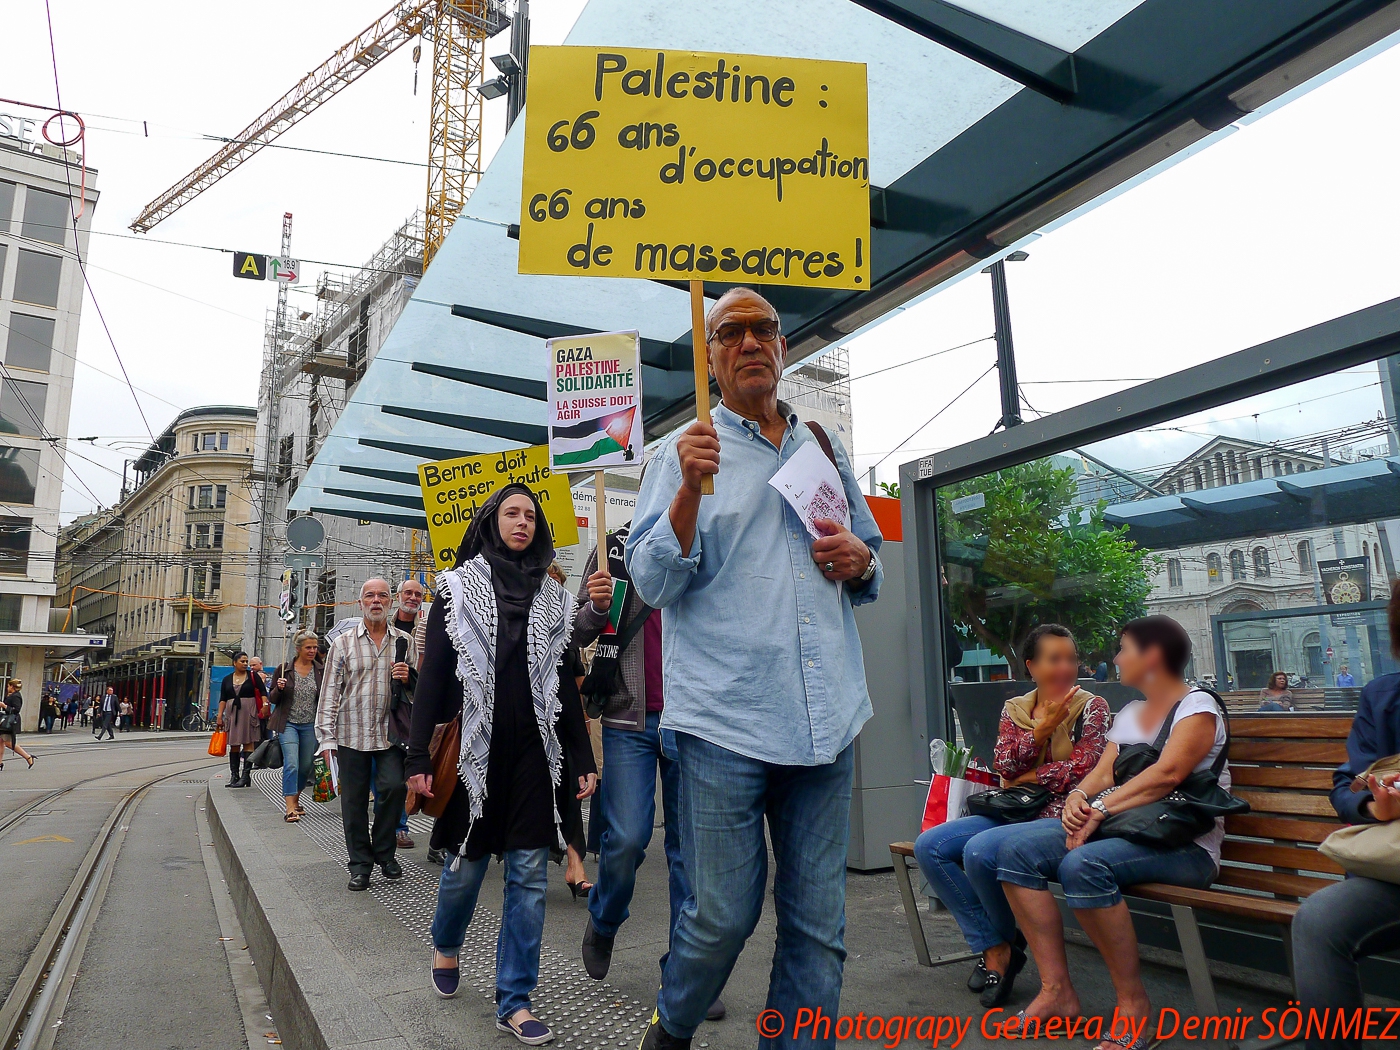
<box><xmin>914</xmin><ymin>816</ymin><xmax>1020</xmax><ymax>952</ymax></box>
<box><xmin>589</xmin><ymin>712</ymin><xmax>688</xmax><ymax>950</ymax></box>
<box><xmin>371</xmin><ymin>753</ymin><xmax>410</xmax><ymax>834</ymax></box>
<box><xmin>431</xmin><ymin>847</ymin><xmax>549</xmax><ymax>1019</ymax></box>
<box><xmin>280</xmin><ymin>721</ymin><xmax>316</xmax><ymax>798</ymax></box>
<box><xmin>973</xmin><ymin>817</ymin><xmax>1216</xmax><ymax>909</ymax></box>
<box><xmin>657</xmin><ymin>732</ymin><xmax>853</xmax><ymax>1047</ymax></box>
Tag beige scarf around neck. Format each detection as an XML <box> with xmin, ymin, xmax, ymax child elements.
<box><xmin>1003</xmin><ymin>687</ymin><xmax>1094</xmax><ymax>762</ymax></box>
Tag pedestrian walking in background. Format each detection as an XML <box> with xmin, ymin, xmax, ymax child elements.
<box><xmin>250</xmin><ymin>657</ymin><xmax>272</xmax><ymax>739</ymax></box>
<box><xmin>218</xmin><ymin>653</ymin><xmax>266</xmax><ymax>788</ymax></box>
<box><xmin>407</xmin><ymin>485</ymin><xmax>602</xmax><ymax>1046</ymax></box>
<box><xmin>386</xmin><ymin>578</ymin><xmax>428</xmax><ymax>850</ymax></box>
<box><xmin>96</xmin><ymin>686</ymin><xmax>117</xmax><ymax>741</ymax></box>
<box><xmin>315</xmin><ymin>578</ymin><xmax>417</xmax><ymax>891</ymax></box>
<box><xmin>118</xmin><ymin>698</ymin><xmax>132</xmax><ymax>732</ymax></box>
<box><xmin>626</xmin><ymin>287</ymin><xmax>883</xmax><ymax>1050</ymax></box>
<box><xmin>79</xmin><ymin>697</ymin><xmax>90</xmax><ymax>728</ymax></box>
<box><xmin>269</xmin><ymin>629</ymin><xmax>324</xmax><ymax>822</ymax></box>
<box><xmin>0</xmin><ymin>681</ymin><xmax>34</xmax><ymax>769</ymax></box>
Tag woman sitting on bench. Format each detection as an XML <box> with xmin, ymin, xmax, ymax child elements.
<box><xmin>913</xmin><ymin>624</ymin><xmax>1110</xmax><ymax>1008</ymax></box>
<box><xmin>971</xmin><ymin>616</ymin><xmax>1231</xmax><ymax>1050</ymax></box>
<box><xmin>1292</xmin><ymin>591</ymin><xmax>1400</xmax><ymax>1050</ymax></box>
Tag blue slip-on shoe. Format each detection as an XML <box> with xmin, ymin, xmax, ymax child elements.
<box><xmin>431</xmin><ymin>955</ymin><xmax>460</xmax><ymax>999</ymax></box>
<box><xmin>497</xmin><ymin>1014</ymin><xmax>554</xmax><ymax>1045</ymax></box>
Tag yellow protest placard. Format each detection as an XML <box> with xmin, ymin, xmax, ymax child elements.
<box><xmin>518</xmin><ymin>46</ymin><xmax>869</xmax><ymax>290</ymax></box>
<box><xmin>418</xmin><ymin>445</ymin><xmax>579</xmax><ymax>570</ymax></box>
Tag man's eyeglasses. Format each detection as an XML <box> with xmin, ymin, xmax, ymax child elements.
<box><xmin>708</xmin><ymin>319</ymin><xmax>781</xmax><ymax>347</ymax></box>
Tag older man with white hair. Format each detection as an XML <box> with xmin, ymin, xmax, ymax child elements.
<box><xmin>317</xmin><ymin>577</ymin><xmax>418</xmax><ymax>891</ymax></box>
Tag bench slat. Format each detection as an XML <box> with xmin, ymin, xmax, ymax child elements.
<box><xmin>1229</xmin><ymin>767</ymin><xmax>1334</xmax><ymax>790</ymax></box>
<box><xmin>1213</xmin><ymin>866</ymin><xmax>1339</xmax><ymax>898</ymax></box>
<box><xmin>1127</xmin><ymin>882</ymin><xmax>1300</xmax><ymax>923</ymax></box>
<box><xmin>1221</xmin><ymin>840</ymin><xmax>1346</xmax><ymax>875</ymax></box>
<box><xmin>1233</xmin><ymin>789</ymin><xmax>1340</xmax><ymax>818</ymax></box>
<box><xmin>890</xmin><ymin>841</ymin><xmax>914</xmax><ymax>857</ymax></box>
<box><xmin>1225</xmin><ymin>813</ymin><xmax>1340</xmax><ymax>843</ymax></box>
<box><xmin>1229</xmin><ymin>740</ymin><xmax>1348</xmax><ymax>764</ymax></box>
<box><xmin>1231</xmin><ymin>717</ymin><xmax>1353</xmax><ymax>739</ymax></box>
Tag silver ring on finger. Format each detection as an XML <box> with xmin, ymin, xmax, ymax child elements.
<box><xmin>825</xmin><ymin>562</ymin><xmax>835</xmax><ymax>573</ymax></box>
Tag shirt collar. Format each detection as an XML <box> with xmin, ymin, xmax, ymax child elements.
<box><xmin>713</xmin><ymin>399</ymin><xmax>799</xmax><ymax>439</ymax></box>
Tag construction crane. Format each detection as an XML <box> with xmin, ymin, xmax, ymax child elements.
<box><xmin>130</xmin><ymin>0</ymin><xmax>511</xmax><ymax>267</ymax></box>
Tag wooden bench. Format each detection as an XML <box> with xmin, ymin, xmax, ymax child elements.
<box><xmin>891</xmin><ymin>714</ymin><xmax>1353</xmax><ymax>1016</ymax></box>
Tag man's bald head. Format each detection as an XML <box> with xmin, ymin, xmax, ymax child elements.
<box><xmin>705</xmin><ymin>287</ymin><xmax>778</xmax><ymax>339</ymax></box>
<box><xmin>359</xmin><ymin>577</ymin><xmax>392</xmax><ymax>625</ymax></box>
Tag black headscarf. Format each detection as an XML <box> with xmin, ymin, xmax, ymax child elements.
<box><xmin>454</xmin><ymin>483</ymin><xmax>555</xmax><ymax>623</ymax></box>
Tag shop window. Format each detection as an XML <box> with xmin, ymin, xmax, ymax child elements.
<box><xmin>21</xmin><ymin>187</ymin><xmax>68</xmax><ymax>246</ymax></box>
<box><xmin>13</xmin><ymin>250</ymin><xmax>61</xmax><ymax>308</ymax></box>
<box><xmin>5</xmin><ymin>313</ymin><xmax>54</xmax><ymax>372</ymax></box>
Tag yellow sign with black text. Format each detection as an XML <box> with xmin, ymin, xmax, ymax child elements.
<box><xmin>417</xmin><ymin>445</ymin><xmax>580</xmax><ymax>571</ymax></box>
<box><xmin>518</xmin><ymin>46</ymin><xmax>869</xmax><ymax>289</ymax></box>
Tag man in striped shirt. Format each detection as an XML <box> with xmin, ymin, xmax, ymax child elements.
<box><xmin>316</xmin><ymin>577</ymin><xmax>418</xmax><ymax>892</ymax></box>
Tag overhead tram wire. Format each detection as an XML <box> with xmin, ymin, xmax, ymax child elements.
<box><xmin>868</xmin><ymin>362</ymin><xmax>1000</xmax><ymax>474</ymax></box>
<box><xmin>782</xmin><ymin>335</ymin><xmax>996</xmax><ymax>405</ymax></box>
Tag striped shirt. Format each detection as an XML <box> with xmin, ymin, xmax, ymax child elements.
<box><xmin>315</xmin><ymin>619</ymin><xmax>418</xmax><ymax>753</ymax></box>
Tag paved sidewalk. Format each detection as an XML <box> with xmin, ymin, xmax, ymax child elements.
<box><xmin>210</xmin><ymin>766</ymin><xmax>1302</xmax><ymax>1050</ymax></box>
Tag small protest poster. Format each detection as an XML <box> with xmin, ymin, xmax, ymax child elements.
<box><xmin>548</xmin><ymin>330</ymin><xmax>643</xmax><ymax>470</ymax></box>
<box><xmin>417</xmin><ymin>445</ymin><xmax>579</xmax><ymax>570</ymax></box>
<box><xmin>768</xmin><ymin>441</ymin><xmax>851</xmax><ymax>539</ymax></box>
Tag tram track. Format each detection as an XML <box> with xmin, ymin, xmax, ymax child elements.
<box><xmin>0</xmin><ymin>756</ymin><xmax>222</xmax><ymax>1050</ymax></box>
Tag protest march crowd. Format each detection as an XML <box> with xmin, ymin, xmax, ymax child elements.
<box><xmin>230</xmin><ymin>289</ymin><xmax>1400</xmax><ymax>1050</ymax></box>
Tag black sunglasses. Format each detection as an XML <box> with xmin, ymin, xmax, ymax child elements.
<box><xmin>707</xmin><ymin>319</ymin><xmax>781</xmax><ymax>348</ymax></box>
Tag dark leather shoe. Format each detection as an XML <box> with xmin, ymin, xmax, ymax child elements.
<box><xmin>967</xmin><ymin>956</ymin><xmax>989</xmax><ymax>992</ymax></box>
<box><xmin>979</xmin><ymin>944</ymin><xmax>1027</xmax><ymax>1008</ymax></box>
<box><xmin>638</xmin><ymin>1012</ymin><xmax>690</xmax><ymax>1050</ymax></box>
<box><xmin>348</xmin><ymin>873</ymin><xmax>371</xmax><ymax>891</ymax></box>
<box><xmin>381</xmin><ymin>857</ymin><xmax>403</xmax><ymax>880</ymax></box>
<box><xmin>581</xmin><ymin>917</ymin><xmax>614</xmax><ymax>980</ymax></box>
<box><xmin>426</xmin><ymin>847</ymin><xmax>445</xmax><ymax>865</ymax></box>
<box><xmin>705</xmin><ymin>998</ymin><xmax>726</xmax><ymax>1022</ymax></box>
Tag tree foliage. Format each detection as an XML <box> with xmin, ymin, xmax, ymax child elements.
<box><xmin>939</xmin><ymin>459</ymin><xmax>1155</xmax><ymax>678</ymax></box>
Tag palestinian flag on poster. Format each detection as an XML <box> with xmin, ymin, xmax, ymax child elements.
<box><xmin>600</xmin><ymin>579</ymin><xmax>628</xmax><ymax>635</ymax></box>
<box><xmin>551</xmin><ymin>406</ymin><xmax>637</xmax><ymax>467</ymax></box>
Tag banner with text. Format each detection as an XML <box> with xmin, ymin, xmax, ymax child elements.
<box><xmin>518</xmin><ymin>46</ymin><xmax>869</xmax><ymax>289</ymax></box>
<box><xmin>418</xmin><ymin>445</ymin><xmax>579</xmax><ymax>570</ymax></box>
<box><xmin>548</xmin><ymin>329</ymin><xmax>643</xmax><ymax>470</ymax></box>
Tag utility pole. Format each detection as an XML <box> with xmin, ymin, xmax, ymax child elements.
<box><xmin>985</xmin><ymin>254</ymin><xmax>1026</xmax><ymax>430</ymax></box>
<box><xmin>254</xmin><ymin>212</ymin><xmax>292</xmax><ymax>658</ymax></box>
<box><xmin>506</xmin><ymin>0</ymin><xmax>530</xmax><ymax>130</ymax></box>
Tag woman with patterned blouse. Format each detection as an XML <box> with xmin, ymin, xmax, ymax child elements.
<box><xmin>913</xmin><ymin>624</ymin><xmax>1110</xmax><ymax>1008</ymax></box>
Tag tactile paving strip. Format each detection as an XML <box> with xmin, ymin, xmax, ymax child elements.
<box><xmin>252</xmin><ymin>769</ymin><xmax>653</xmax><ymax>1048</ymax></box>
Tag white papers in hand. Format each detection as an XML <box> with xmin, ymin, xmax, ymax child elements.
<box><xmin>768</xmin><ymin>441</ymin><xmax>851</xmax><ymax>539</ymax></box>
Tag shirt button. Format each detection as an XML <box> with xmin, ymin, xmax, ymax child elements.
<box><xmin>799</xmin><ymin>572</ymin><xmax>806</xmax><ymax>579</ymax></box>
<box><xmin>804</xmin><ymin>616</ymin><xmax>811</xmax><ymax>623</ymax></box>
<box><xmin>807</xmin><ymin>660</ymin><xmax>815</xmax><ymax>667</ymax></box>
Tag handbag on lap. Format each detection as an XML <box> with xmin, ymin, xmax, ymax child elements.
<box><xmin>1319</xmin><ymin>753</ymin><xmax>1400</xmax><ymax>884</ymax></box>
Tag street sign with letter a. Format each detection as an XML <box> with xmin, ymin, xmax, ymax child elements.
<box><xmin>233</xmin><ymin>252</ymin><xmax>267</xmax><ymax>280</ymax></box>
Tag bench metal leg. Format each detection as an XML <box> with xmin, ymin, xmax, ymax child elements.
<box><xmin>891</xmin><ymin>854</ymin><xmax>980</xmax><ymax>969</ymax></box>
<box><xmin>892</xmin><ymin>853</ymin><xmax>933</xmax><ymax>966</ymax></box>
<box><xmin>1170</xmin><ymin>904</ymin><xmax>1221</xmax><ymax>1017</ymax></box>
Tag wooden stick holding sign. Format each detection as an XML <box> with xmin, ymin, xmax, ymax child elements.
<box><xmin>690</xmin><ymin>280</ymin><xmax>713</xmax><ymax>495</ymax></box>
<box><xmin>594</xmin><ymin>469</ymin><xmax>607</xmax><ymax>543</ymax></box>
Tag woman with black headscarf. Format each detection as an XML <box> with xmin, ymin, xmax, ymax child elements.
<box><xmin>407</xmin><ymin>484</ymin><xmax>613</xmax><ymax>1046</ymax></box>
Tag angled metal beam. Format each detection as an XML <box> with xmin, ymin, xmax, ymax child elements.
<box><xmin>339</xmin><ymin>464</ymin><xmax>423</xmax><ymax>487</ymax></box>
<box><xmin>380</xmin><ymin>404</ymin><xmax>548</xmax><ymax>445</ymax></box>
<box><xmin>848</xmin><ymin>0</ymin><xmax>1076</xmax><ymax>101</ymax></box>
<box><xmin>359</xmin><ymin>437</ymin><xmax>485</xmax><ymax>461</ymax></box>
<box><xmin>310</xmin><ymin>505</ymin><xmax>428</xmax><ymax>530</ymax></box>
<box><xmin>411</xmin><ymin>361</ymin><xmax>548</xmax><ymax>400</ymax></box>
<box><xmin>450</xmin><ymin>303</ymin><xmax>689</xmax><ymax>369</ymax></box>
<box><xmin>323</xmin><ymin>486</ymin><xmax>425</xmax><ymax>511</ymax></box>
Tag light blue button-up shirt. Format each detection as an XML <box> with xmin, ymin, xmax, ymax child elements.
<box><xmin>625</xmin><ymin>401</ymin><xmax>882</xmax><ymax>766</ymax></box>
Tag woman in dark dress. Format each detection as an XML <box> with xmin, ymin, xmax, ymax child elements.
<box><xmin>218</xmin><ymin>652</ymin><xmax>265</xmax><ymax>788</ymax></box>
<box><xmin>406</xmin><ymin>485</ymin><xmax>612</xmax><ymax>1046</ymax></box>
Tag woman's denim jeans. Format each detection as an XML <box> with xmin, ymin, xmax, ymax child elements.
<box><xmin>431</xmin><ymin>848</ymin><xmax>549</xmax><ymax>1019</ymax></box>
<box><xmin>913</xmin><ymin>816</ymin><xmax>1021</xmax><ymax>952</ymax></box>
<box><xmin>279</xmin><ymin>722</ymin><xmax>317</xmax><ymax>797</ymax></box>
<box><xmin>967</xmin><ymin>817</ymin><xmax>1216</xmax><ymax>910</ymax></box>
<box><xmin>1294</xmin><ymin>875</ymin><xmax>1400</xmax><ymax>1050</ymax></box>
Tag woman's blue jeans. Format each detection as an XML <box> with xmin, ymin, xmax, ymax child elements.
<box><xmin>431</xmin><ymin>848</ymin><xmax>549</xmax><ymax>1019</ymax></box>
<box><xmin>969</xmin><ymin>817</ymin><xmax>1216</xmax><ymax>910</ymax></box>
<box><xmin>279</xmin><ymin>722</ymin><xmax>316</xmax><ymax>797</ymax></box>
<box><xmin>913</xmin><ymin>816</ymin><xmax>1021</xmax><ymax>952</ymax></box>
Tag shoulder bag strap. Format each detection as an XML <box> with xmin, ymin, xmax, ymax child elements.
<box><xmin>804</xmin><ymin>421</ymin><xmax>838</xmax><ymax>469</ymax></box>
<box><xmin>1194</xmin><ymin>687</ymin><xmax>1233</xmax><ymax>777</ymax></box>
<box><xmin>613</xmin><ymin>602</ymin><xmax>654</xmax><ymax>654</ymax></box>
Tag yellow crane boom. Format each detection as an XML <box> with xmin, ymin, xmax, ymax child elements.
<box><xmin>130</xmin><ymin>0</ymin><xmax>508</xmax><ymax>265</ymax></box>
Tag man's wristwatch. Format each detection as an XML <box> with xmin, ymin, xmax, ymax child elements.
<box><xmin>858</xmin><ymin>549</ymin><xmax>879</xmax><ymax>583</ymax></box>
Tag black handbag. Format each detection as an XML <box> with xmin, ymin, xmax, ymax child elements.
<box><xmin>1093</xmin><ymin>690</ymin><xmax>1248</xmax><ymax>848</ymax></box>
<box><xmin>965</xmin><ymin>708</ymin><xmax>1088</xmax><ymax>824</ymax></box>
<box><xmin>251</xmin><ymin>734</ymin><xmax>284</xmax><ymax>769</ymax></box>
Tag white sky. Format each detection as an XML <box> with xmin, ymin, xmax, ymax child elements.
<box><xmin>3</xmin><ymin>1</ymin><xmax>1398</xmax><ymax>520</ymax></box>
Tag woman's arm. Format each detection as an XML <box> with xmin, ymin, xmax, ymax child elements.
<box><xmin>993</xmin><ymin>710</ymin><xmax>1041</xmax><ymax>780</ymax></box>
<box><xmin>1035</xmin><ymin>696</ymin><xmax>1111</xmax><ymax>793</ymax></box>
<box><xmin>555</xmin><ymin>670</ymin><xmax>597</xmax><ymax>792</ymax></box>
<box><xmin>406</xmin><ymin>601</ymin><xmax>458</xmax><ymax>783</ymax></box>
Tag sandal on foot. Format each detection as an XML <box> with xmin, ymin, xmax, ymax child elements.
<box><xmin>284</xmin><ymin>812</ymin><xmax>301</xmax><ymax>822</ymax></box>
<box><xmin>1096</xmin><ymin>1032</ymin><xmax>1159</xmax><ymax>1050</ymax></box>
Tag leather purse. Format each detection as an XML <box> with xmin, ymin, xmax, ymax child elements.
<box><xmin>1319</xmin><ymin>753</ymin><xmax>1400</xmax><ymax>884</ymax></box>
<box><xmin>966</xmin><ymin>783</ymin><xmax>1054</xmax><ymax>823</ymax></box>
<box><xmin>407</xmin><ymin>715</ymin><xmax>460</xmax><ymax>818</ymax></box>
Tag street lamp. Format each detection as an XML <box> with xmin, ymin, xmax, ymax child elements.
<box><xmin>981</xmin><ymin>250</ymin><xmax>1030</xmax><ymax>431</ymax></box>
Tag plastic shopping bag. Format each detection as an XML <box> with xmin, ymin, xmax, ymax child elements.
<box><xmin>207</xmin><ymin>729</ymin><xmax>228</xmax><ymax>758</ymax></box>
<box><xmin>311</xmin><ymin>753</ymin><xmax>337</xmax><ymax>804</ymax></box>
<box><xmin>921</xmin><ymin>738</ymin><xmax>995</xmax><ymax>831</ymax></box>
